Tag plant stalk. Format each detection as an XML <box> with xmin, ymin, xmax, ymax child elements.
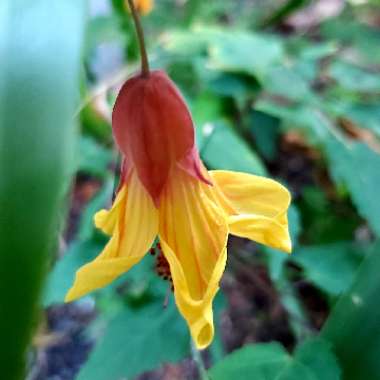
<box><xmin>127</xmin><ymin>0</ymin><xmax>150</xmax><ymax>77</ymax></box>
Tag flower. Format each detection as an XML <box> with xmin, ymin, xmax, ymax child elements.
<box><xmin>65</xmin><ymin>70</ymin><xmax>291</xmax><ymax>350</ymax></box>
<box><xmin>126</xmin><ymin>0</ymin><xmax>154</xmax><ymax>15</ymax></box>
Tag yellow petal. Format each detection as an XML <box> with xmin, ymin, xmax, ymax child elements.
<box><xmin>65</xmin><ymin>171</ymin><xmax>158</xmax><ymax>301</ymax></box>
<box><xmin>94</xmin><ymin>185</ymin><xmax>127</xmax><ymax>236</ymax></box>
<box><xmin>210</xmin><ymin>170</ymin><xmax>291</xmax><ymax>253</ymax></box>
<box><xmin>159</xmin><ymin>167</ymin><xmax>228</xmax><ymax>349</ymax></box>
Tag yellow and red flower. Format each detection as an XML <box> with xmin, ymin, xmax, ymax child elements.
<box><xmin>65</xmin><ymin>70</ymin><xmax>291</xmax><ymax>349</ymax></box>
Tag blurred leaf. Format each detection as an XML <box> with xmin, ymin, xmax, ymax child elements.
<box><xmin>292</xmin><ymin>338</ymin><xmax>341</xmax><ymax>380</ymax></box>
<box><xmin>209</xmin><ymin>342</ymin><xmax>289</xmax><ymax>380</ymax></box>
<box><xmin>322</xmin><ymin>242</ymin><xmax>380</xmax><ymax>380</ymax></box>
<box><xmin>207</xmin><ymin>29</ymin><xmax>284</xmax><ymax>81</ymax></box>
<box><xmin>0</xmin><ymin>1</ymin><xmax>85</xmax><ymax>379</ymax></box>
<box><xmin>296</xmin><ymin>41</ymin><xmax>338</xmax><ymax>61</ymax></box>
<box><xmin>277</xmin><ymin>338</ymin><xmax>341</xmax><ymax>380</ymax></box>
<box><xmin>43</xmin><ymin>240</ymin><xmax>104</xmax><ymax>306</ymax></box>
<box><xmin>76</xmin><ymin>136</ymin><xmax>113</xmax><ymax>178</ymax></box>
<box><xmin>321</xmin><ymin>18</ymin><xmax>380</xmax><ymax>64</ymax></box>
<box><xmin>161</xmin><ymin>29</ymin><xmax>208</xmax><ymax>57</ymax></box>
<box><xmin>250</xmin><ymin>110</ymin><xmax>280</xmax><ymax>161</ymax></box>
<box><xmin>326</xmin><ymin>138</ymin><xmax>380</xmax><ymax>236</ymax></box>
<box><xmin>205</xmin><ymin>72</ymin><xmax>257</xmax><ymax>104</ymax></box>
<box><xmin>85</xmin><ymin>15</ymin><xmax>126</xmax><ymax>56</ymax></box>
<box><xmin>262</xmin><ymin>66</ymin><xmax>314</xmax><ymax>102</ymax></box>
<box><xmin>81</xmin><ymin>103</ymin><xmax>112</xmax><ymax>142</ymax></box>
<box><xmin>201</xmin><ymin>122</ymin><xmax>266</xmax><ymax>176</ymax></box>
<box><xmin>255</xmin><ymin>101</ymin><xmax>330</xmax><ymax>144</ymax></box>
<box><xmin>191</xmin><ymin>92</ymin><xmax>225</xmax><ymax>147</ymax></box>
<box><xmin>291</xmin><ymin>242</ymin><xmax>366</xmax><ymax>296</ymax></box>
<box><xmin>77</xmin><ymin>301</ymin><xmax>190</xmax><ymax>380</ymax></box>
<box><xmin>209</xmin><ymin>292</ymin><xmax>227</xmax><ymax>362</ymax></box>
<box><xmin>209</xmin><ymin>338</ymin><xmax>341</xmax><ymax>380</ymax></box>
<box><xmin>300</xmin><ymin>186</ymin><xmax>361</xmax><ymax>244</ymax></box>
<box><xmin>326</xmin><ymin>100</ymin><xmax>380</xmax><ymax>136</ymax></box>
<box><xmin>329</xmin><ymin>60</ymin><xmax>380</xmax><ymax>94</ymax></box>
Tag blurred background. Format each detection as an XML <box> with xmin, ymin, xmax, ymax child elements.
<box><xmin>25</xmin><ymin>0</ymin><xmax>380</xmax><ymax>379</ymax></box>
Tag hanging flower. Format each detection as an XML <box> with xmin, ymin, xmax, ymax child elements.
<box><xmin>65</xmin><ymin>70</ymin><xmax>291</xmax><ymax>350</ymax></box>
<box><xmin>126</xmin><ymin>0</ymin><xmax>154</xmax><ymax>15</ymax></box>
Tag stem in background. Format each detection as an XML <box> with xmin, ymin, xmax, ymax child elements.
<box><xmin>191</xmin><ymin>342</ymin><xmax>209</xmax><ymax>380</ymax></box>
<box><xmin>127</xmin><ymin>0</ymin><xmax>150</xmax><ymax>77</ymax></box>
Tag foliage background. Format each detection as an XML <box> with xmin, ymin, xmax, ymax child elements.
<box><xmin>22</xmin><ymin>0</ymin><xmax>380</xmax><ymax>379</ymax></box>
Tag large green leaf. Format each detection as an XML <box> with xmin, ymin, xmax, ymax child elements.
<box><xmin>77</xmin><ymin>301</ymin><xmax>190</xmax><ymax>380</ymax></box>
<box><xmin>207</xmin><ymin>30</ymin><xmax>284</xmax><ymax>82</ymax></box>
<box><xmin>43</xmin><ymin>240</ymin><xmax>104</xmax><ymax>306</ymax></box>
<box><xmin>291</xmin><ymin>242</ymin><xmax>366</xmax><ymax>296</ymax></box>
<box><xmin>0</xmin><ymin>1</ymin><xmax>85</xmax><ymax>379</ymax></box>
<box><xmin>329</xmin><ymin>60</ymin><xmax>380</xmax><ymax>94</ymax></box>
<box><xmin>325</xmin><ymin>138</ymin><xmax>380</xmax><ymax>237</ymax></box>
<box><xmin>76</xmin><ymin>136</ymin><xmax>113</xmax><ymax>178</ymax></box>
<box><xmin>209</xmin><ymin>343</ymin><xmax>289</xmax><ymax>380</ymax></box>
<box><xmin>322</xmin><ymin>242</ymin><xmax>380</xmax><ymax>380</ymax></box>
<box><xmin>209</xmin><ymin>339</ymin><xmax>341</xmax><ymax>380</ymax></box>
<box><xmin>162</xmin><ymin>28</ymin><xmax>284</xmax><ymax>83</ymax></box>
<box><xmin>201</xmin><ymin>122</ymin><xmax>266</xmax><ymax>176</ymax></box>
<box><xmin>262</xmin><ymin>65</ymin><xmax>314</xmax><ymax>102</ymax></box>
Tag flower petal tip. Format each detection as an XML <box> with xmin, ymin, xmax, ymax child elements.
<box><xmin>193</xmin><ymin>322</ymin><xmax>214</xmax><ymax>350</ymax></box>
<box><xmin>64</xmin><ymin>289</ymin><xmax>76</xmax><ymax>303</ymax></box>
<box><xmin>283</xmin><ymin>240</ymin><xmax>292</xmax><ymax>254</ymax></box>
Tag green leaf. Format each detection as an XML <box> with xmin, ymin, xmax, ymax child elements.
<box><xmin>191</xmin><ymin>92</ymin><xmax>225</xmax><ymax>147</ymax></box>
<box><xmin>209</xmin><ymin>339</ymin><xmax>341</xmax><ymax>380</ymax></box>
<box><xmin>325</xmin><ymin>138</ymin><xmax>380</xmax><ymax>236</ymax></box>
<box><xmin>249</xmin><ymin>110</ymin><xmax>280</xmax><ymax>161</ymax></box>
<box><xmin>77</xmin><ymin>301</ymin><xmax>190</xmax><ymax>380</ymax></box>
<box><xmin>209</xmin><ymin>293</ymin><xmax>227</xmax><ymax>362</ymax></box>
<box><xmin>322</xmin><ymin>242</ymin><xmax>380</xmax><ymax>380</ymax></box>
<box><xmin>85</xmin><ymin>15</ymin><xmax>126</xmax><ymax>56</ymax></box>
<box><xmin>76</xmin><ymin>136</ymin><xmax>113</xmax><ymax>178</ymax></box>
<box><xmin>262</xmin><ymin>65</ymin><xmax>314</xmax><ymax>102</ymax></box>
<box><xmin>292</xmin><ymin>242</ymin><xmax>366</xmax><ymax>296</ymax></box>
<box><xmin>0</xmin><ymin>1</ymin><xmax>85</xmax><ymax>379</ymax></box>
<box><xmin>207</xmin><ymin>30</ymin><xmax>284</xmax><ymax>81</ymax></box>
<box><xmin>329</xmin><ymin>60</ymin><xmax>380</xmax><ymax>94</ymax></box>
<box><xmin>321</xmin><ymin>18</ymin><xmax>380</xmax><ymax>64</ymax></box>
<box><xmin>43</xmin><ymin>240</ymin><xmax>104</xmax><ymax>306</ymax></box>
<box><xmin>326</xmin><ymin>100</ymin><xmax>380</xmax><ymax>136</ymax></box>
<box><xmin>255</xmin><ymin>100</ymin><xmax>330</xmax><ymax>144</ymax></box>
<box><xmin>292</xmin><ymin>338</ymin><xmax>341</xmax><ymax>380</ymax></box>
<box><xmin>209</xmin><ymin>343</ymin><xmax>289</xmax><ymax>380</ymax></box>
<box><xmin>201</xmin><ymin>122</ymin><xmax>266</xmax><ymax>176</ymax></box>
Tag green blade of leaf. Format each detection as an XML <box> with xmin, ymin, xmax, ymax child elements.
<box><xmin>322</xmin><ymin>242</ymin><xmax>380</xmax><ymax>380</ymax></box>
<box><xmin>201</xmin><ymin>121</ymin><xmax>266</xmax><ymax>176</ymax></box>
<box><xmin>77</xmin><ymin>301</ymin><xmax>190</xmax><ymax>380</ymax></box>
<box><xmin>0</xmin><ymin>1</ymin><xmax>85</xmax><ymax>379</ymax></box>
<box><xmin>209</xmin><ymin>338</ymin><xmax>341</xmax><ymax>380</ymax></box>
<box><xmin>208</xmin><ymin>343</ymin><xmax>290</xmax><ymax>380</ymax></box>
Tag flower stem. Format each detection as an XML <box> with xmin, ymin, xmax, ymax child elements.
<box><xmin>191</xmin><ymin>341</ymin><xmax>209</xmax><ymax>380</ymax></box>
<box><xmin>126</xmin><ymin>0</ymin><xmax>150</xmax><ymax>77</ymax></box>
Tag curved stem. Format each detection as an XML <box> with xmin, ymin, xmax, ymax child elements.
<box><xmin>127</xmin><ymin>0</ymin><xmax>150</xmax><ymax>77</ymax></box>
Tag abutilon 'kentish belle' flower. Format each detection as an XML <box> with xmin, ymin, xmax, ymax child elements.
<box><xmin>66</xmin><ymin>70</ymin><xmax>291</xmax><ymax>349</ymax></box>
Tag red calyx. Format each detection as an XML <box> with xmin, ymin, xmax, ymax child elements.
<box><xmin>112</xmin><ymin>70</ymin><xmax>211</xmax><ymax>205</ymax></box>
